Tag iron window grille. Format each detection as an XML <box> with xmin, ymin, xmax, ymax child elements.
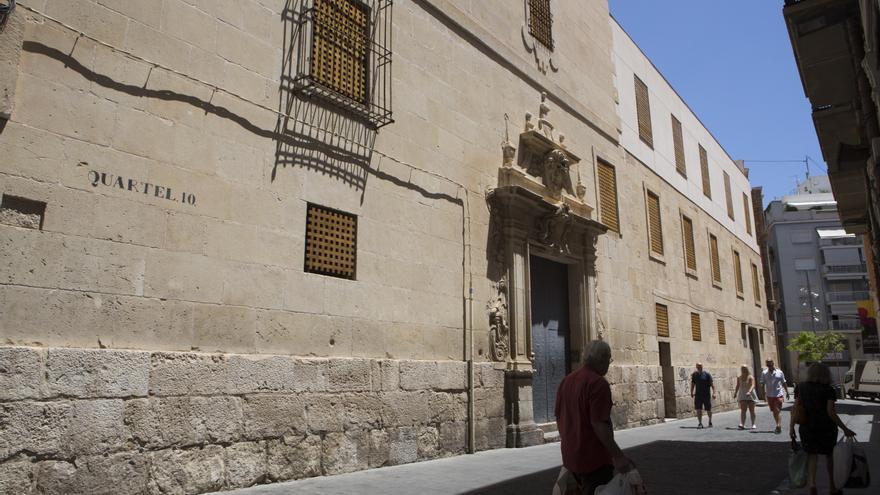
<box><xmin>528</xmin><ymin>0</ymin><xmax>553</xmax><ymax>50</ymax></box>
<box><xmin>305</xmin><ymin>203</ymin><xmax>358</xmax><ymax>280</ymax></box>
<box><xmin>292</xmin><ymin>0</ymin><xmax>393</xmax><ymax>128</ymax></box>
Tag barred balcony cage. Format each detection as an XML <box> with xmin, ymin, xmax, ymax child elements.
<box><xmin>292</xmin><ymin>0</ymin><xmax>393</xmax><ymax>129</ymax></box>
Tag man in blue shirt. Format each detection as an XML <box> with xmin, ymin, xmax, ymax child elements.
<box><xmin>690</xmin><ymin>362</ymin><xmax>716</xmax><ymax>428</ymax></box>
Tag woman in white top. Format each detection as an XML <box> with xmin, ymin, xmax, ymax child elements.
<box><xmin>733</xmin><ymin>364</ymin><xmax>758</xmax><ymax>429</ymax></box>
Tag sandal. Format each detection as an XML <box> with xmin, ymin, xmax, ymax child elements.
<box><xmin>737</xmin><ymin>424</ymin><xmax>744</xmax><ymax>430</ymax></box>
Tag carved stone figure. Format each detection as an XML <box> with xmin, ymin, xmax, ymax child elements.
<box><xmin>537</xmin><ymin>93</ymin><xmax>554</xmax><ymax>140</ymax></box>
<box><xmin>541</xmin><ymin>148</ymin><xmax>575</xmax><ymax>199</ymax></box>
<box><xmin>487</xmin><ymin>276</ymin><xmax>510</xmax><ymax>362</ymax></box>
<box><xmin>524</xmin><ymin>111</ymin><xmax>534</xmax><ymax>131</ymax></box>
<box><xmin>536</xmin><ymin>203</ymin><xmax>574</xmax><ymax>253</ymax></box>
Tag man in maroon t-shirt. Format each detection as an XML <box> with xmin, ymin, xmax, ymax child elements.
<box><xmin>555</xmin><ymin>340</ymin><xmax>633</xmax><ymax>494</ymax></box>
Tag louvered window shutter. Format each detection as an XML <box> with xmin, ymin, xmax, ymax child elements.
<box><xmin>672</xmin><ymin>116</ymin><xmax>686</xmax><ymax>177</ymax></box>
<box><xmin>647</xmin><ymin>191</ymin><xmax>663</xmax><ymax>255</ymax></box>
<box><xmin>710</xmin><ymin>235</ymin><xmax>721</xmax><ymax>283</ymax></box>
<box><xmin>598</xmin><ymin>161</ymin><xmax>620</xmax><ymax>233</ymax></box>
<box><xmin>743</xmin><ymin>192</ymin><xmax>752</xmax><ymax>235</ymax></box>
<box><xmin>691</xmin><ymin>313</ymin><xmax>701</xmax><ymax>341</ymax></box>
<box><xmin>717</xmin><ymin>319</ymin><xmax>726</xmax><ymax>345</ymax></box>
<box><xmin>656</xmin><ymin>304</ymin><xmax>669</xmax><ymax>337</ymax></box>
<box><xmin>683</xmin><ymin>216</ymin><xmax>696</xmax><ymax>271</ymax></box>
<box><xmin>724</xmin><ymin>172</ymin><xmax>734</xmax><ymax>220</ymax></box>
<box><xmin>733</xmin><ymin>250</ymin><xmax>743</xmax><ymax>293</ymax></box>
<box><xmin>699</xmin><ymin>145</ymin><xmax>711</xmax><ymax>199</ymax></box>
<box><xmin>635</xmin><ymin>76</ymin><xmax>653</xmax><ymax>147</ymax></box>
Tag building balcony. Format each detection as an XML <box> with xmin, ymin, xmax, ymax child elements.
<box><xmin>825</xmin><ymin>291</ymin><xmax>870</xmax><ymax>303</ymax></box>
<box><xmin>823</xmin><ymin>263</ymin><xmax>869</xmax><ymax>279</ymax></box>
<box><xmin>830</xmin><ymin>319</ymin><xmax>863</xmax><ymax>331</ymax></box>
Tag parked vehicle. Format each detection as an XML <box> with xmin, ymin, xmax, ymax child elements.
<box><xmin>844</xmin><ymin>359</ymin><xmax>880</xmax><ymax>400</ymax></box>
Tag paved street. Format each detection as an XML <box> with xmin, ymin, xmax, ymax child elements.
<box><xmin>217</xmin><ymin>398</ymin><xmax>879</xmax><ymax>495</ymax></box>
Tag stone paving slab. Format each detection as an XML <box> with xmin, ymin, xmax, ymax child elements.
<box><xmin>215</xmin><ymin>398</ymin><xmax>880</xmax><ymax>495</ymax></box>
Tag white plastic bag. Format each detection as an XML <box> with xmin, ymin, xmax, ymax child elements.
<box><xmin>552</xmin><ymin>466</ymin><xmax>579</xmax><ymax>495</ymax></box>
<box><xmin>788</xmin><ymin>448</ymin><xmax>808</xmax><ymax>488</ymax></box>
<box><xmin>595</xmin><ymin>469</ymin><xmax>648</xmax><ymax>495</ymax></box>
<box><xmin>833</xmin><ymin>437</ymin><xmax>854</xmax><ymax>488</ymax></box>
<box><xmin>844</xmin><ymin>439</ymin><xmax>870</xmax><ymax>488</ymax></box>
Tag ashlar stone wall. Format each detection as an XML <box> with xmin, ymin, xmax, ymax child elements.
<box><xmin>0</xmin><ymin>346</ymin><xmax>505</xmax><ymax>494</ymax></box>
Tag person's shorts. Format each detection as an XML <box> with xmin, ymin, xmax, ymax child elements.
<box><xmin>694</xmin><ymin>395</ymin><xmax>711</xmax><ymax>411</ymax></box>
<box><xmin>767</xmin><ymin>396</ymin><xmax>784</xmax><ymax>413</ymax></box>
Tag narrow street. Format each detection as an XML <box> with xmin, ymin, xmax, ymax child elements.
<box><xmin>218</xmin><ymin>399</ymin><xmax>880</xmax><ymax>495</ymax></box>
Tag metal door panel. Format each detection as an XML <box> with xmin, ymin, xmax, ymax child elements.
<box><xmin>530</xmin><ymin>255</ymin><xmax>570</xmax><ymax>424</ymax></box>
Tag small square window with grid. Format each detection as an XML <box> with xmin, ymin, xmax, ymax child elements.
<box><xmin>528</xmin><ymin>0</ymin><xmax>553</xmax><ymax>50</ymax></box>
<box><xmin>305</xmin><ymin>203</ymin><xmax>358</xmax><ymax>280</ymax></box>
<box><xmin>311</xmin><ymin>0</ymin><xmax>371</xmax><ymax>105</ymax></box>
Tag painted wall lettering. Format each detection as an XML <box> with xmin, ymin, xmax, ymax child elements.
<box><xmin>88</xmin><ymin>170</ymin><xmax>196</xmax><ymax>206</ymax></box>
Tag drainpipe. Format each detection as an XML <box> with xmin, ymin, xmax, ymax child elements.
<box><xmin>467</xmin><ymin>281</ymin><xmax>476</xmax><ymax>454</ymax></box>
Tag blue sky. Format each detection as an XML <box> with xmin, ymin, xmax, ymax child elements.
<box><xmin>609</xmin><ymin>0</ymin><xmax>825</xmax><ymax>206</ymax></box>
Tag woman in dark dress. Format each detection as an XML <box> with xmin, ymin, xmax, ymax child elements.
<box><xmin>789</xmin><ymin>363</ymin><xmax>856</xmax><ymax>495</ymax></box>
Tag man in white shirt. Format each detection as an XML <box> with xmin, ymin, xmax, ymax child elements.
<box><xmin>760</xmin><ymin>358</ymin><xmax>790</xmax><ymax>433</ymax></box>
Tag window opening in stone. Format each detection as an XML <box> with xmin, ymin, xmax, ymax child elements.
<box><xmin>528</xmin><ymin>0</ymin><xmax>553</xmax><ymax>50</ymax></box>
<box><xmin>0</xmin><ymin>194</ymin><xmax>46</xmax><ymax>230</ymax></box>
<box><xmin>304</xmin><ymin>203</ymin><xmax>357</xmax><ymax>279</ymax></box>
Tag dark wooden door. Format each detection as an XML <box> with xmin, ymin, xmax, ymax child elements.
<box><xmin>530</xmin><ymin>255</ymin><xmax>570</xmax><ymax>424</ymax></box>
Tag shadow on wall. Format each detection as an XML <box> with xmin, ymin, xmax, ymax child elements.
<box><xmin>273</xmin><ymin>0</ymin><xmax>375</xmax><ymax>196</ymax></box>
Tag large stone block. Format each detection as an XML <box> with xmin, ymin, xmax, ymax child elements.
<box><xmin>229</xmin><ymin>355</ymin><xmax>328</xmax><ymax>395</ymax></box>
<box><xmin>321</xmin><ymin>431</ymin><xmax>369</xmax><ymax>475</ymax></box>
<box><xmin>399</xmin><ymin>360</ymin><xmax>466</xmax><ymax>391</ymax></box>
<box><xmin>266</xmin><ymin>435</ymin><xmax>322</xmax><ymax>481</ymax></box>
<box><xmin>63</xmin><ymin>399</ymin><xmax>126</xmax><ymax>456</ymax></box>
<box><xmin>379</xmin><ymin>391</ymin><xmax>430</xmax><ymax>427</ymax></box>
<box><xmin>45</xmin><ymin>348</ymin><xmax>150</xmax><ymax>399</ymax></box>
<box><xmin>150</xmin><ymin>351</ymin><xmax>228</xmax><ymax>396</ymax></box>
<box><xmin>341</xmin><ymin>393</ymin><xmax>387</xmax><ymax>431</ymax></box>
<box><xmin>148</xmin><ymin>445</ymin><xmax>226</xmax><ymax>495</ymax></box>
<box><xmin>439</xmin><ymin>421</ymin><xmax>467</xmax><ymax>454</ymax></box>
<box><xmin>224</xmin><ymin>441</ymin><xmax>268</xmax><ymax>489</ymax></box>
<box><xmin>304</xmin><ymin>393</ymin><xmax>347</xmax><ymax>433</ymax></box>
<box><xmin>417</xmin><ymin>426</ymin><xmax>441</xmax><ymax>459</ymax></box>
<box><xmin>388</xmin><ymin>426</ymin><xmax>418</xmax><ymax>465</ymax></box>
<box><xmin>0</xmin><ymin>346</ymin><xmax>44</xmax><ymax>400</ymax></box>
<box><xmin>241</xmin><ymin>394</ymin><xmax>307</xmax><ymax>440</ymax></box>
<box><xmin>0</xmin><ymin>401</ymin><xmax>71</xmax><ymax>459</ymax></box>
<box><xmin>124</xmin><ymin>396</ymin><xmax>243</xmax><ymax>449</ymax></box>
<box><xmin>328</xmin><ymin>358</ymin><xmax>371</xmax><ymax>392</ymax></box>
<box><xmin>0</xmin><ymin>455</ymin><xmax>32</xmax><ymax>495</ymax></box>
<box><xmin>366</xmin><ymin>429</ymin><xmax>390</xmax><ymax>468</ymax></box>
<box><xmin>370</xmin><ymin>359</ymin><xmax>400</xmax><ymax>392</ymax></box>
<box><xmin>33</xmin><ymin>451</ymin><xmax>151</xmax><ymax>495</ymax></box>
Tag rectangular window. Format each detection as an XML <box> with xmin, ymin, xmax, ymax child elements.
<box><xmin>709</xmin><ymin>234</ymin><xmax>722</xmax><ymax>284</ymax></box>
<box><xmin>312</xmin><ymin>0</ymin><xmax>371</xmax><ymax>104</ymax></box>
<box><xmin>691</xmin><ymin>312</ymin><xmax>701</xmax><ymax>341</ymax></box>
<box><xmin>597</xmin><ymin>160</ymin><xmax>620</xmax><ymax>233</ymax></box>
<box><xmin>656</xmin><ymin>303</ymin><xmax>669</xmax><ymax>338</ymax></box>
<box><xmin>717</xmin><ymin>319</ymin><xmax>726</xmax><ymax>345</ymax></box>
<box><xmin>751</xmin><ymin>262</ymin><xmax>761</xmax><ymax>305</ymax></box>
<box><xmin>647</xmin><ymin>190</ymin><xmax>664</xmax><ymax>256</ymax></box>
<box><xmin>733</xmin><ymin>249</ymin><xmax>744</xmax><ymax>295</ymax></box>
<box><xmin>528</xmin><ymin>0</ymin><xmax>554</xmax><ymax>50</ymax></box>
<box><xmin>305</xmin><ymin>203</ymin><xmax>358</xmax><ymax>280</ymax></box>
<box><xmin>672</xmin><ymin>115</ymin><xmax>686</xmax><ymax>177</ymax></box>
<box><xmin>699</xmin><ymin>145</ymin><xmax>711</xmax><ymax>199</ymax></box>
<box><xmin>743</xmin><ymin>192</ymin><xmax>752</xmax><ymax>235</ymax></box>
<box><xmin>724</xmin><ymin>171</ymin><xmax>734</xmax><ymax>220</ymax></box>
<box><xmin>635</xmin><ymin>75</ymin><xmax>653</xmax><ymax>148</ymax></box>
<box><xmin>682</xmin><ymin>215</ymin><xmax>697</xmax><ymax>273</ymax></box>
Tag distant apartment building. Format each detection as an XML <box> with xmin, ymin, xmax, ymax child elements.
<box><xmin>764</xmin><ymin>176</ymin><xmax>876</xmax><ymax>380</ymax></box>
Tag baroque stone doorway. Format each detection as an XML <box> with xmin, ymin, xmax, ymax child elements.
<box><xmin>485</xmin><ymin>94</ymin><xmax>608</xmax><ymax>447</ymax></box>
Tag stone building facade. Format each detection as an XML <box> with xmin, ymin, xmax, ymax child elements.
<box><xmin>0</xmin><ymin>1</ymin><xmax>775</xmax><ymax>493</ymax></box>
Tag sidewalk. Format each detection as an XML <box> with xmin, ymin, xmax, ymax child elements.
<box><xmin>216</xmin><ymin>399</ymin><xmax>879</xmax><ymax>495</ymax></box>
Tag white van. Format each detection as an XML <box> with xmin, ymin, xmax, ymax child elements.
<box><xmin>844</xmin><ymin>359</ymin><xmax>880</xmax><ymax>400</ymax></box>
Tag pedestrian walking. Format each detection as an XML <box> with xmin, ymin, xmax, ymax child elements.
<box><xmin>555</xmin><ymin>340</ymin><xmax>634</xmax><ymax>495</ymax></box>
<box><xmin>789</xmin><ymin>363</ymin><xmax>856</xmax><ymax>495</ymax></box>
<box><xmin>690</xmin><ymin>362</ymin><xmax>716</xmax><ymax>428</ymax></box>
<box><xmin>733</xmin><ymin>364</ymin><xmax>758</xmax><ymax>430</ymax></box>
<box><xmin>760</xmin><ymin>358</ymin><xmax>790</xmax><ymax>433</ymax></box>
